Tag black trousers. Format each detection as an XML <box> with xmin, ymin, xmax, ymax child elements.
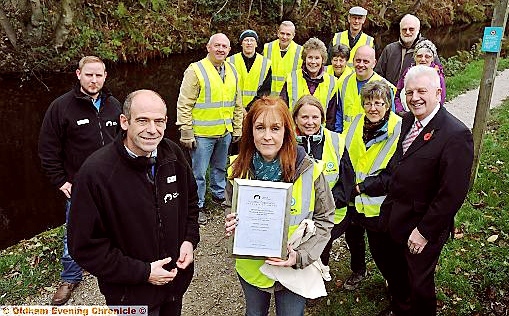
<box><xmin>344</xmin><ymin>220</ymin><xmax>367</xmax><ymax>273</ymax></box>
<box><xmin>377</xmin><ymin>229</ymin><xmax>449</xmax><ymax>316</ymax></box>
<box><xmin>320</xmin><ymin>212</ymin><xmax>352</xmax><ymax>266</ymax></box>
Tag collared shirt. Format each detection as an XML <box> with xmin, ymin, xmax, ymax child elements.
<box><xmin>416</xmin><ymin>103</ymin><xmax>440</xmax><ymax>129</ymax></box>
<box><xmin>124</xmin><ymin>146</ymin><xmax>157</xmax><ymax>158</ymax></box>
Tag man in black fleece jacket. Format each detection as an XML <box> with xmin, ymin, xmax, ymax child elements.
<box><xmin>68</xmin><ymin>90</ymin><xmax>200</xmax><ymax>315</ymax></box>
<box><xmin>38</xmin><ymin>55</ymin><xmax>121</xmax><ymax>305</ymax></box>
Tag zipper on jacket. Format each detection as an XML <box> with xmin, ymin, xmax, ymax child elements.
<box><xmin>96</xmin><ymin>111</ymin><xmax>105</xmax><ymax>146</ymax></box>
<box><xmin>152</xmin><ymin>164</ymin><xmax>164</xmax><ymax>258</ymax></box>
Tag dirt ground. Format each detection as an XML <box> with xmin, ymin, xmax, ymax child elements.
<box><xmin>23</xmin><ymin>208</ymin><xmax>245</xmax><ymax>315</ymax></box>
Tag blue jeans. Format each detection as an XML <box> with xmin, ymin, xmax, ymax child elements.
<box><xmin>190</xmin><ymin>133</ymin><xmax>231</xmax><ymax>208</ymax></box>
<box><xmin>238</xmin><ymin>275</ymin><xmax>306</xmax><ymax>316</ymax></box>
<box><xmin>62</xmin><ymin>200</ymin><xmax>83</xmax><ymax>283</ymax></box>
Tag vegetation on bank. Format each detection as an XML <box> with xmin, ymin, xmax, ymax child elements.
<box><xmin>0</xmin><ymin>0</ymin><xmax>496</xmax><ymax>74</ymax></box>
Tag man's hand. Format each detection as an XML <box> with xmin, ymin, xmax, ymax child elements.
<box><xmin>148</xmin><ymin>257</ymin><xmax>178</xmax><ymax>285</ymax></box>
<box><xmin>176</xmin><ymin>241</ymin><xmax>194</xmax><ymax>269</ymax></box>
<box><xmin>232</xmin><ymin>136</ymin><xmax>241</xmax><ymax>143</ymax></box>
<box><xmin>265</xmin><ymin>245</ymin><xmax>297</xmax><ymax>267</ymax></box>
<box><xmin>408</xmin><ymin>228</ymin><xmax>428</xmax><ymax>254</ymax></box>
<box><xmin>180</xmin><ymin>129</ymin><xmax>196</xmax><ymax>150</ymax></box>
<box><xmin>59</xmin><ymin>182</ymin><xmax>72</xmax><ymax>199</ymax></box>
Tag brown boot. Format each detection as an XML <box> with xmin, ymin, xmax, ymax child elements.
<box><xmin>51</xmin><ymin>282</ymin><xmax>79</xmax><ymax>305</ymax></box>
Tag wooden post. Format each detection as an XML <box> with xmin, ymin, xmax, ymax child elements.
<box><xmin>470</xmin><ymin>0</ymin><xmax>509</xmax><ymax>188</ymax></box>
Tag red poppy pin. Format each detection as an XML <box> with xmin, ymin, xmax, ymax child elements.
<box><xmin>424</xmin><ymin>130</ymin><xmax>434</xmax><ymax>141</ymax></box>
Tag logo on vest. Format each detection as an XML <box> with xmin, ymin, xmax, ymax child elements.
<box><xmin>105</xmin><ymin>121</ymin><xmax>118</xmax><ymax>127</ymax></box>
<box><xmin>167</xmin><ymin>175</ymin><xmax>176</xmax><ymax>183</ymax></box>
<box><xmin>291</xmin><ymin>198</ymin><xmax>296</xmax><ymax>206</ymax></box>
<box><xmin>164</xmin><ymin>192</ymin><xmax>179</xmax><ymax>203</ymax></box>
<box><xmin>326</xmin><ymin>162</ymin><xmax>335</xmax><ymax>170</ymax></box>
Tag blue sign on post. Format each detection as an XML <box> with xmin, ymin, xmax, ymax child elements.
<box><xmin>482</xmin><ymin>27</ymin><xmax>504</xmax><ymax>53</ymax></box>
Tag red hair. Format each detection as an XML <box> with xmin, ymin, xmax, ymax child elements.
<box><xmin>230</xmin><ymin>97</ymin><xmax>297</xmax><ymax>182</ymax></box>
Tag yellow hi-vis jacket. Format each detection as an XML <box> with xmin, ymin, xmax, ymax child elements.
<box><xmin>228</xmin><ymin>156</ymin><xmax>324</xmax><ymax>288</ymax></box>
<box><xmin>286</xmin><ymin>69</ymin><xmax>337</xmax><ymax>112</ymax></box>
<box><xmin>263</xmin><ymin>40</ymin><xmax>303</xmax><ymax>96</ymax></box>
<box><xmin>320</xmin><ymin>129</ymin><xmax>348</xmax><ymax>224</ymax></box>
<box><xmin>228</xmin><ymin>53</ymin><xmax>271</xmax><ymax>107</ymax></box>
<box><xmin>344</xmin><ymin>112</ymin><xmax>401</xmax><ymax>217</ymax></box>
<box><xmin>325</xmin><ymin>65</ymin><xmax>354</xmax><ymax>85</ymax></box>
<box><xmin>190</xmin><ymin>58</ymin><xmax>239</xmax><ymax>136</ymax></box>
<box><xmin>339</xmin><ymin>73</ymin><xmax>396</xmax><ymax>131</ymax></box>
<box><xmin>331</xmin><ymin>31</ymin><xmax>374</xmax><ymax>67</ymax></box>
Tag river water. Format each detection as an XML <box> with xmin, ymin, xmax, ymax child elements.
<box><xmin>0</xmin><ymin>23</ymin><xmax>487</xmax><ymax>249</ymax></box>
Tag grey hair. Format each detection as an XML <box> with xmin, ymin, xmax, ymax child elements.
<box><xmin>123</xmin><ymin>90</ymin><xmax>167</xmax><ymax>120</ymax></box>
<box><xmin>404</xmin><ymin>65</ymin><xmax>440</xmax><ymax>88</ymax></box>
<box><xmin>360</xmin><ymin>80</ymin><xmax>392</xmax><ymax>107</ymax></box>
<box><xmin>301</xmin><ymin>37</ymin><xmax>327</xmax><ymax>63</ymax></box>
<box><xmin>280</xmin><ymin>21</ymin><xmax>296</xmax><ymax>33</ymax></box>
<box><xmin>207</xmin><ymin>33</ymin><xmax>230</xmax><ymax>47</ymax></box>
<box><xmin>400</xmin><ymin>14</ymin><xmax>421</xmax><ymax>30</ymax></box>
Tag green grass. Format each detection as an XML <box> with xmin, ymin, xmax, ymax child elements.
<box><xmin>310</xmin><ymin>100</ymin><xmax>509</xmax><ymax>315</ymax></box>
<box><xmin>0</xmin><ymin>227</ymin><xmax>62</xmax><ymax>304</ymax></box>
<box><xmin>446</xmin><ymin>57</ymin><xmax>509</xmax><ymax>100</ymax></box>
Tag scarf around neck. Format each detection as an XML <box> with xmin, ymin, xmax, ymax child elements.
<box><xmin>252</xmin><ymin>151</ymin><xmax>283</xmax><ymax>181</ymax></box>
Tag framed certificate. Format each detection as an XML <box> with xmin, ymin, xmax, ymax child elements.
<box><xmin>230</xmin><ymin>178</ymin><xmax>293</xmax><ymax>259</ymax></box>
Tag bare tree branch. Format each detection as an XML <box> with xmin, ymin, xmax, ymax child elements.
<box><xmin>304</xmin><ymin>0</ymin><xmax>319</xmax><ymax>19</ymax></box>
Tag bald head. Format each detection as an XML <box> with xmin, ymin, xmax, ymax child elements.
<box><xmin>400</xmin><ymin>14</ymin><xmax>421</xmax><ymax>47</ymax></box>
<box><xmin>353</xmin><ymin>45</ymin><xmax>376</xmax><ymax>80</ymax></box>
<box><xmin>206</xmin><ymin>33</ymin><xmax>231</xmax><ymax>66</ymax></box>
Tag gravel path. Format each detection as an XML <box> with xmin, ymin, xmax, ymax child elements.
<box><xmin>445</xmin><ymin>68</ymin><xmax>509</xmax><ymax>128</ymax></box>
<box><xmin>21</xmin><ymin>68</ymin><xmax>509</xmax><ymax>314</ymax></box>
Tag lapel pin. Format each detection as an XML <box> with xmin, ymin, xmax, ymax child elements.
<box><xmin>424</xmin><ymin>130</ymin><xmax>435</xmax><ymax>141</ymax></box>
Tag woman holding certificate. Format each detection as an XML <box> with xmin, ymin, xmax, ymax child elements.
<box><xmin>292</xmin><ymin>95</ymin><xmax>355</xmax><ymax>281</ymax></box>
<box><xmin>225</xmin><ymin>96</ymin><xmax>335</xmax><ymax>315</ymax></box>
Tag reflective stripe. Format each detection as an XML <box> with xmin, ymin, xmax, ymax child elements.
<box><xmin>340</xmin><ymin>72</ymin><xmax>354</xmax><ymax>103</ymax></box>
<box><xmin>266</xmin><ymin>42</ymin><xmax>273</xmax><ymax>60</ymax></box>
<box><xmin>242</xmin><ymin>91</ymin><xmax>257</xmax><ymax>96</ymax></box>
<box><xmin>369</xmin><ymin>120</ymin><xmax>401</xmax><ymax>173</ymax></box>
<box><xmin>272</xmin><ymin>75</ymin><xmax>286</xmax><ymax>82</ymax></box>
<box><xmin>345</xmin><ymin>114</ymin><xmax>362</xmax><ymax>148</ymax></box>
<box><xmin>293</xmin><ymin>46</ymin><xmax>302</xmax><ymax>72</ymax></box>
<box><xmin>290</xmin><ymin>166</ymin><xmax>314</xmax><ymax>226</ymax></box>
<box><xmin>326</xmin><ymin>77</ymin><xmax>335</xmax><ymax>107</ymax></box>
<box><xmin>196</xmin><ymin>62</ymin><xmax>212</xmax><ymax>104</ymax></box>
<box><xmin>290</xmin><ymin>71</ymin><xmax>299</xmax><ymax>108</ymax></box>
<box><xmin>195</xmin><ymin>100</ymin><xmax>236</xmax><ymax>109</ymax></box>
<box><xmin>193</xmin><ymin>118</ymin><xmax>233</xmax><ymax>126</ymax></box>
<box><xmin>356</xmin><ymin>195</ymin><xmax>386</xmax><ymax>206</ymax></box>
<box><xmin>258</xmin><ymin>57</ymin><xmax>269</xmax><ymax>87</ymax></box>
<box><xmin>366</xmin><ymin>37</ymin><xmax>373</xmax><ymax>47</ymax></box>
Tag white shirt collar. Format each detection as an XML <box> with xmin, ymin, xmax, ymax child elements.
<box><xmin>124</xmin><ymin>146</ymin><xmax>157</xmax><ymax>159</ymax></box>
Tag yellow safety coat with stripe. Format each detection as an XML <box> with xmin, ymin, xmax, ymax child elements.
<box><xmin>331</xmin><ymin>31</ymin><xmax>374</xmax><ymax>67</ymax></box>
<box><xmin>325</xmin><ymin>65</ymin><xmax>354</xmax><ymax>84</ymax></box>
<box><xmin>228</xmin><ymin>156</ymin><xmax>324</xmax><ymax>288</ymax></box>
<box><xmin>320</xmin><ymin>129</ymin><xmax>348</xmax><ymax>224</ymax></box>
<box><xmin>263</xmin><ymin>40</ymin><xmax>303</xmax><ymax>96</ymax></box>
<box><xmin>344</xmin><ymin>112</ymin><xmax>401</xmax><ymax>217</ymax></box>
<box><xmin>190</xmin><ymin>58</ymin><xmax>239</xmax><ymax>136</ymax></box>
<box><xmin>339</xmin><ymin>72</ymin><xmax>396</xmax><ymax>131</ymax></box>
<box><xmin>228</xmin><ymin>53</ymin><xmax>271</xmax><ymax>107</ymax></box>
<box><xmin>286</xmin><ymin>69</ymin><xmax>337</xmax><ymax>112</ymax></box>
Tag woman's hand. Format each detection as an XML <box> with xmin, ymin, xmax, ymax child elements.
<box><xmin>225</xmin><ymin>212</ymin><xmax>237</xmax><ymax>237</ymax></box>
<box><xmin>265</xmin><ymin>245</ymin><xmax>297</xmax><ymax>267</ymax></box>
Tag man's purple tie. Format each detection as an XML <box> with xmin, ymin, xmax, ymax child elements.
<box><xmin>402</xmin><ymin>120</ymin><xmax>422</xmax><ymax>154</ymax></box>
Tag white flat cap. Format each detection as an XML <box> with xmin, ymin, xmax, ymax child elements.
<box><xmin>349</xmin><ymin>6</ymin><xmax>367</xmax><ymax>16</ymax></box>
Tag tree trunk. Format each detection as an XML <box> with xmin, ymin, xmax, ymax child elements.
<box><xmin>0</xmin><ymin>7</ymin><xmax>17</xmax><ymax>49</ymax></box>
<box><xmin>53</xmin><ymin>0</ymin><xmax>75</xmax><ymax>49</ymax></box>
<box><xmin>28</xmin><ymin>0</ymin><xmax>43</xmax><ymax>38</ymax></box>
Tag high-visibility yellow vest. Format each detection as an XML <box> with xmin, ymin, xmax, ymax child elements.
<box><xmin>331</xmin><ymin>31</ymin><xmax>374</xmax><ymax>67</ymax></box>
<box><xmin>263</xmin><ymin>40</ymin><xmax>303</xmax><ymax>96</ymax></box>
<box><xmin>320</xmin><ymin>129</ymin><xmax>348</xmax><ymax>224</ymax></box>
<box><xmin>325</xmin><ymin>65</ymin><xmax>354</xmax><ymax>84</ymax></box>
<box><xmin>228</xmin><ymin>53</ymin><xmax>271</xmax><ymax>107</ymax></box>
<box><xmin>339</xmin><ymin>72</ymin><xmax>396</xmax><ymax>131</ymax></box>
<box><xmin>286</xmin><ymin>69</ymin><xmax>337</xmax><ymax>112</ymax></box>
<box><xmin>228</xmin><ymin>156</ymin><xmax>324</xmax><ymax>288</ymax></box>
<box><xmin>344</xmin><ymin>112</ymin><xmax>401</xmax><ymax>217</ymax></box>
<box><xmin>190</xmin><ymin>58</ymin><xmax>238</xmax><ymax>136</ymax></box>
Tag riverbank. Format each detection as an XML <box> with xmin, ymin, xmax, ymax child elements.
<box><xmin>0</xmin><ymin>0</ymin><xmax>496</xmax><ymax>74</ymax></box>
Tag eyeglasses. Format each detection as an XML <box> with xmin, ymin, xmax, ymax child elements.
<box><xmin>415</xmin><ymin>53</ymin><xmax>433</xmax><ymax>59</ymax></box>
<box><xmin>242</xmin><ymin>38</ymin><xmax>256</xmax><ymax>43</ymax></box>
<box><xmin>363</xmin><ymin>102</ymin><xmax>385</xmax><ymax>109</ymax></box>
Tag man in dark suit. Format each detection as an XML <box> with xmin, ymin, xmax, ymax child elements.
<box><xmin>377</xmin><ymin>65</ymin><xmax>474</xmax><ymax>316</ymax></box>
